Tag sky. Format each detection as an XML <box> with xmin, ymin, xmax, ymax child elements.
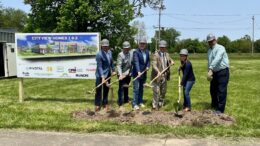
<box><xmin>1</xmin><ymin>0</ymin><xmax>260</xmax><ymax>41</ymax></box>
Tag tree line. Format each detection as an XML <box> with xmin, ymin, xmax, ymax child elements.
<box><xmin>0</xmin><ymin>0</ymin><xmax>259</xmax><ymax>54</ymax></box>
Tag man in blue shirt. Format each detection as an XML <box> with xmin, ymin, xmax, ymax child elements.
<box><xmin>207</xmin><ymin>33</ymin><xmax>230</xmax><ymax>114</ymax></box>
<box><xmin>132</xmin><ymin>38</ymin><xmax>150</xmax><ymax>110</ymax></box>
<box><xmin>95</xmin><ymin>39</ymin><xmax>116</xmax><ymax>112</ymax></box>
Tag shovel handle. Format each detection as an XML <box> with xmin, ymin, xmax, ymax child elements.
<box><xmin>149</xmin><ymin>64</ymin><xmax>173</xmax><ymax>85</ymax></box>
<box><xmin>178</xmin><ymin>71</ymin><xmax>182</xmax><ymax>103</ymax></box>
<box><xmin>92</xmin><ymin>73</ymin><xmax>117</xmax><ymax>92</ymax></box>
<box><xmin>132</xmin><ymin>69</ymin><xmax>148</xmax><ymax>81</ymax></box>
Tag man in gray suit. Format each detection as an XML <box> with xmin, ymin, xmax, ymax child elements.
<box><xmin>117</xmin><ymin>41</ymin><xmax>134</xmax><ymax>107</ymax></box>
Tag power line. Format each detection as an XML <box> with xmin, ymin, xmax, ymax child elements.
<box><xmin>164</xmin><ymin>15</ymin><xmax>249</xmax><ymax>25</ymax></box>
<box><xmin>142</xmin><ymin>13</ymin><xmax>260</xmax><ymax>17</ymax></box>
<box><xmin>145</xmin><ymin>26</ymin><xmax>251</xmax><ymax>30</ymax></box>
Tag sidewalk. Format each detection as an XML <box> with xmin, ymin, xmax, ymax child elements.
<box><xmin>0</xmin><ymin>130</ymin><xmax>259</xmax><ymax>146</ymax></box>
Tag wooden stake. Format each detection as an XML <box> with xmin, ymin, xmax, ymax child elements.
<box><xmin>19</xmin><ymin>78</ymin><xmax>24</xmax><ymax>102</ymax></box>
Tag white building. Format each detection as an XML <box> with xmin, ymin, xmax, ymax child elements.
<box><xmin>0</xmin><ymin>29</ymin><xmax>16</xmax><ymax>77</ymax></box>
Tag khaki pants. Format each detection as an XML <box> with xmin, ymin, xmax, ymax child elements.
<box><xmin>152</xmin><ymin>77</ymin><xmax>167</xmax><ymax>108</ymax></box>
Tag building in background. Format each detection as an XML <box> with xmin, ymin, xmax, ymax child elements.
<box><xmin>0</xmin><ymin>29</ymin><xmax>16</xmax><ymax>77</ymax></box>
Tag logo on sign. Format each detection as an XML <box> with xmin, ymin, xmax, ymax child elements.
<box><xmin>76</xmin><ymin>74</ymin><xmax>89</xmax><ymax>77</ymax></box>
<box><xmin>26</xmin><ymin>67</ymin><xmax>43</xmax><ymax>70</ymax></box>
<box><xmin>56</xmin><ymin>66</ymin><xmax>64</xmax><ymax>73</ymax></box>
<box><xmin>22</xmin><ymin>72</ymin><xmax>30</xmax><ymax>76</ymax></box>
<box><xmin>68</xmin><ymin>67</ymin><xmax>84</xmax><ymax>73</ymax></box>
<box><xmin>47</xmin><ymin>66</ymin><xmax>53</xmax><ymax>72</ymax></box>
<box><xmin>86</xmin><ymin>68</ymin><xmax>96</xmax><ymax>72</ymax></box>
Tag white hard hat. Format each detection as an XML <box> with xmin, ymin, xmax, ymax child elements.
<box><xmin>123</xmin><ymin>41</ymin><xmax>130</xmax><ymax>49</ymax></box>
<box><xmin>159</xmin><ymin>40</ymin><xmax>167</xmax><ymax>48</ymax></box>
<box><xmin>101</xmin><ymin>39</ymin><xmax>109</xmax><ymax>47</ymax></box>
<box><xmin>180</xmin><ymin>49</ymin><xmax>188</xmax><ymax>55</ymax></box>
<box><xmin>207</xmin><ymin>33</ymin><xmax>216</xmax><ymax>42</ymax></box>
<box><xmin>139</xmin><ymin>37</ymin><xmax>147</xmax><ymax>44</ymax></box>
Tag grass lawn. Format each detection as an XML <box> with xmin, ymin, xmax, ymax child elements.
<box><xmin>0</xmin><ymin>53</ymin><xmax>259</xmax><ymax>137</ymax></box>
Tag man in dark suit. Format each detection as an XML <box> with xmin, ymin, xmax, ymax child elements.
<box><xmin>95</xmin><ymin>39</ymin><xmax>116</xmax><ymax>112</ymax></box>
<box><xmin>132</xmin><ymin>38</ymin><xmax>150</xmax><ymax>110</ymax></box>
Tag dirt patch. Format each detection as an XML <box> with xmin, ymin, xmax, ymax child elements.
<box><xmin>72</xmin><ymin>109</ymin><xmax>235</xmax><ymax>126</ymax></box>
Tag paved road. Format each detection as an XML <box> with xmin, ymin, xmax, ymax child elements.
<box><xmin>0</xmin><ymin>130</ymin><xmax>259</xmax><ymax>146</ymax></box>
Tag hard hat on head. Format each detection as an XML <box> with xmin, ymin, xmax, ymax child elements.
<box><xmin>159</xmin><ymin>40</ymin><xmax>167</xmax><ymax>48</ymax></box>
<box><xmin>207</xmin><ymin>33</ymin><xmax>216</xmax><ymax>42</ymax></box>
<box><xmin>101</xmin><ymin>39</ymin><xmax>109</xmax><ymax>47</ymax></box>
<box><xmin>179</xmin><ymin>49</ymin><xmax>188</xmax><ymax>55</ymax></box>
<box><xmin>123</xmin><ymin>41</ymin><xmax>130</xmax><ymax>49</ymax></box>
<box><xmin>139</xmin><ymin>37</ymin><xmax>147</xmax><ymax>44</ymax></box>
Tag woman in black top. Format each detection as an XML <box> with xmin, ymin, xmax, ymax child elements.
<box><xmin>179</xmin><ymin>49</ymin><xmax>195</xmax><ymax>112</ymax></box>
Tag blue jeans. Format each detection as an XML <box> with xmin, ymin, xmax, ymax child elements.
<box><xmin>118</xmin><ymin>76</ymin><xmax>131</xmax><ymax>106</ymax></box>
<box><xmin>183</xmin><ymin>81</ymin><xmax>195</xmax><ymax>109</ymax></box>
<box><xmin>210</xmin><ymin>68</ymin><xmax>229</xmax><ymax>113</ymax></box>
<box><xmin>132</xmin><ymin>76</ymin><xmax>146</xmax><ymax>107</ymax></box>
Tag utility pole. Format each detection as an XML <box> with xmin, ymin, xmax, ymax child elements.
<box><xmin>156</xmin><ymin>0</ymin><xmax>163</xmax><ymax>51</ymax></box>
<box><xmin>158</xmin><ymin>0</ymin><xmax>162</xmax><ymax>42</ymax></box>
<box><xmin>252</xmin><ymin>15</ymin><xmax>255</xmax><ymax>55</ymax></box>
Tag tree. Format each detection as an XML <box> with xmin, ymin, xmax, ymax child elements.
<box><xmin>174</xmin><ymin>38</ymin><xmax>207</xmax><ymax>54</ymax></box>
<box><xmin>151</xmin><ymin>28</ymin><xmax>180</xmax><ymax>53</ymax></box>
<box><xmin>131</xmin><ymin>0</ymin><xmax>165</xmax><ymax>16</ymax></box>
<box><xmin>253</xmin><ymin>39</ymin><xmax>260</xmax><ymax>53</ymax></box>
<box><xmin>25</xmin><ymin>0</ymin><xmax>136</xmax><ymax>60</ymax></box>
<box><xmin>24</xmin><ymin>0</ymin><xmax>66</xmax><ymax>32</ymax></box>
<box><xmin>0</xmin><ymin>7</ymin><xmax>27</xmax><ymax>31</ymax></box>
<box><xmin>217</xmin><ymin>35</ymin><xmax>231</xmax><ymax>52</ymax></box>
<box><xmin>229</xmin><ymin>35</ymin><xmax>251</xmax><ymax>53</ymax></box>
<box><xmin>131</xmin><ymin>20</ymin><xmax>147</xmax><ymax>43</ymax></box>
<box><xmin>0</xmin><ymin>1</ymin><xmax>3</xmax><ymax>26</ymax></box>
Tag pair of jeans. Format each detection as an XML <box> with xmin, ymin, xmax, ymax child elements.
<box><xmin>118</xmin><ymin>75</ymin><xmax>131</xmax><ymax>106</ymax></box>
<box><xmin>210</xmin><ymin>68</ymin><xmax>229</xmax><ymax>113</ymax></box>
<box><xmin>183</xmin><ymin>81</ymin><xmax>195</xmax><ymax>109</ymax></box>
<box><xmin>94</xmin><ymin>75</ymin><xmax>111</xmax><ymax>106</ymax></box>
<box><xmin>132</xmin><ymin>76</ymin><xmax>146</xmax><ymax>107</ymax></box>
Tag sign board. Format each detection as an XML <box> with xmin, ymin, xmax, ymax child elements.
<box><xmin>15</xmin><ymin>33</ymin><xmax>99</xmax><ymax>79</ymax></box>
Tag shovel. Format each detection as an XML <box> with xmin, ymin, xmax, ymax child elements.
<box><xmin>123</xmin><ymin>69</ymin><xmax>148</xmax><ymax>88</ymax></box>
<box><xmin>144</xmin><ymin>64</ymin><xmax>173</xmax><ymax>88</ymax></box>
<box><xmin>86</xmin><ymin>74</ymin><xmax>116</xmax><ymax>94</ymax></box>
<box><xmin>174</xmin><ymin>69</ymin><xmax>183</xmax><ymax>117</ymax></box>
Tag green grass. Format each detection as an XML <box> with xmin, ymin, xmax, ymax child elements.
<box><xmin>0</xmin><ymin>53</ymin><xmax>260</xmax><ymax>137</ymax></box>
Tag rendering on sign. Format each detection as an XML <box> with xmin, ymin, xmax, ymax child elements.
<box><xmin>15</xmin><ymin>33</ymin><xmax>100</xmax><ymax>79</ymax></box>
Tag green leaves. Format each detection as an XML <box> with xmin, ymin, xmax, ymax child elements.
<box><xmin>0</xmin><ymin>7</ymin><xmax>27</xmax><ymax>31</ymax></box>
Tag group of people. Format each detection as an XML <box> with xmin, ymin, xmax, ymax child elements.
<box><xmin>94</xmin><ymin>33</ymin><xmax>230</xmax><ymax>114</ymax></box>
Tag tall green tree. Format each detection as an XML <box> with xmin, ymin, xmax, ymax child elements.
<box><xmin>253</xmin><ymin>39</ymin><xmax>260</xmax><ymax>53</ymax></box>
<box><xmin>229</xmin><ymin>35</ymin><xmax>251</xmax><ymax>53</ymax></box>
<box><xmin>0</xmin><ymin>1</ymin><xmax>3</xmax><ymax>26</ymax></box>
<box><xmin>0</xmin><ymin>7</ymin><xmax>27</xmax><ymax>31</ymax></box>
<box><xmin>25</xmin><ymin>0</ymin><xmax>136</xmax><ymax>59</ymax></box>
<box><xmin>24</xmin><ymin>0</ymin><xmax>66</xmax><ymax>32</ymax></box>
<box><xmin>217</xmin><ymin>35</ymin><xmax>232</xmax><ymax>52</ymax></box>
<box><xmin>151</xmin><ymin>28</ymin><xmax>180</xmax><ymax>53</ymax></box>
<box><xmin>174</xmin><ymin>38</ymin><xmax>207</xmax><ymax>54</ymax></box>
